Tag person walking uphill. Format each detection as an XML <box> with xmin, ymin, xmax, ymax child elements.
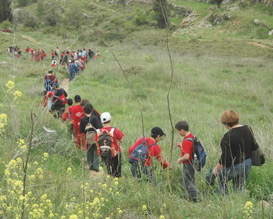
<box><xmin>128</xmin><ymin>127</ymin><xmax>169</xmax><ymax>185</ymax></box>
<box><xmin>175</xmin><ymin>120</ymin><xmax>200</xmax><ymax>202</ymax></box>
<box><xmin>80</xmin><ymin>104</ymin><xmax>103</xmax><ymax>172</ymax></box>
<box><xmin>95</xmin><ymin>112</ymin><xmax>124</xmax><ymax>177</ymax></box>
<box><xmin>212</xmin><ymin>110</ymin><xmax>256</xmax><ymax>194</ymax></box>
<box><xmin>70</xmin><ymin>95</ymin><xmax>86</xmax><ymax>151</ymax></box>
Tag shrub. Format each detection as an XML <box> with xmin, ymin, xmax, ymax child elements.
<box><xmin>0</xmin><ymin>20</ymin><xmax>11</xmax><ymax>29</ymax></box>
<box><xmin>247</xmin><ymin>161</ymin><xmax>273</xmax><ymax>200</ymax></box>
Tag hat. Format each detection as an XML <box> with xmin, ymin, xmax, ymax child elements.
<box><xmin>74</xmin><ymin>95</ymin><xmax>81</xmax><ymax>102</ymax></box>
<box><xmin>101</xmin><ymin>112</ymin><xmax>111</xmax><ymax>123</ymax></box>
<box><xmin>151</xmin><ymin>127</ymin><xmax>166</xmax><ymax>137</ymax></box>
<box><xmin>205</xmin><ymin>168</ymin><xmax>216</xmax><ymax>186</ymax></box>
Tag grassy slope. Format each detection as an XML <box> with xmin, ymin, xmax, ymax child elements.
<box><xmin>0</xmin><ymin>0</ymin><xmax>273</xmax><ymax>218</ymax></box>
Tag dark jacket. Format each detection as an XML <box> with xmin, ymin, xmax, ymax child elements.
<box><xmin>79</xmin><ymin>114</ymin><xmax>102</xmax><ymax>134</ymax></box>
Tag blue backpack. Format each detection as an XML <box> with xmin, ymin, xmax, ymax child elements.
<box><xmin>185</xmin><ymin>136</ymin><xmax>206</xmax><ymax>171</ymax></box>
<box><xmin>129</xmin><ymin>137</ymin><xmax>156</xmax><ymax>164</ymax></box>
<box><xmin>44</xmin><ymin>76</ymin><xmax>53</xmax><ymax>91</ymax></box>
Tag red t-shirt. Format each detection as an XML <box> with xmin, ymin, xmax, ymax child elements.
<box><xmin>70</xmin><ymin>105</ymin><xmax>85</xmax><ymax>129</ymax></box>
<box><xmin>51</xmin><ymin>51</ymin><xmax>54</xmax><ymax>57</ymax></box>
<box><xmin>26</xmin><ymin>48</ymin><xmax>30</xmax><ymax>53</ymax></box>
<box><xmin>44</xmin><ymin>74</ymin><xmax>57</xmax><ymax>84</ymax></box>
<box><xmin>95</xmin><ymin>127</ymin><xmax>124</xmax><ymax>152</ymax></box>
<box><xmin>62</xmin><ymin>106</ymin><xmax>73</xmax><ymax>121</ymax></box>
<box><xmin>181</xmin><ymin>133</ymin><xmax>194</xmax><ymax>164</ymax></box>
<box><xmin>128</xmin><ymin>137</ymin><xmax>168</xmax><ymax>169</ymax></box>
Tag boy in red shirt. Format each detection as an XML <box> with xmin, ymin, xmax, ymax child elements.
<box><xmin>95</xmin><ymin>112</ymin><xmax>124</xmax><ymax>177</ymax></box>
<box><xmin>175</xmin><ymin>120</ymin><xmax>200</xmax><ymax>202</ymax></box>
<box><xmin>70</xmin><ymin>95</ymin><xmax>86</xmax><ymax>151</ymax></box>
<box><xmin>128</xmin><ymin>127</ymin><xmax>169</xmax><ymax>185</ymax></box>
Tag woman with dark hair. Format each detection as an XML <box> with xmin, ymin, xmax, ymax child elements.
<box><xmin>212</xmin><ymin>110</ymin><xmax>257</xmax><ymax>194</ymax></box>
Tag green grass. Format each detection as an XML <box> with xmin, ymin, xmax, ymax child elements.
<box><xmin>0</xmin><ymin>0</ymin><xmax>273</xmax><ymax>218</ymax></box>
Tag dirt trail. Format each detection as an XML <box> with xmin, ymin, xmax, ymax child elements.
<box><xmin>21</xmin><ymin>35</ymin><xmax>51</xmax><ymax>47</ymax></box>
<box><xmin>60</xmin><ymin>78</ymin><xmax>69</xmax><ymax>95</ymax></box>
<box><xmin>248</xmin><ymin>41</ymin><xmax>273</xmax><ymax>50</ymax></box>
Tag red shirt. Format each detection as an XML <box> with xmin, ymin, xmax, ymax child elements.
<box><xmin>51</xmin><ymin>51</ymin><xmax>54</xmax><ymax>57</ymax></box>
<box><xmin>62</xmin><ymin>106</ymin><xmax>73</xmax><ymax>121</ymax></box>
<box><xmin>181</xmin><ymin>133</ymin><xmax>194</xmax><ymax>164</ymax></box>
<box><xmin>26</xmin><ymin>48</ymin><xmax>30</xmax><ymax>52</ymax></box>
<box><xmin>95</xmin><ymin>127</ymin><xmax>124</xmax><ymax>152</ymax></box>
<box><xmin>128</xmin><ymin>137</ymin><xmax>168</xmax><ymax>169</ymax></box>
<box><xmin>70</xmin><ymin>105</ymin><xmax>85</xmax><ymax>129</ymax></box>
<box><xmin>44</xmin><ymin>74</ymin><xmax>57</xmax><ymax>84</ymax></box>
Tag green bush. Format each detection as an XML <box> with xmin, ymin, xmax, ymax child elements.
<box><xmin>0</xmin><ymin>20</ymin><xmax>11</xmax><ymax>29</ymax></box>
<box><xmin>247</xmin><ymin>161</ymin><xmax>273</xmax><ymax>200</ymax></box>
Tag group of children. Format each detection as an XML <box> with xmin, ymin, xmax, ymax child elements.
<box><xmin>43</xmin><ymin>74</ymin><xmax>201</xmax><ymax>202</ymax></box>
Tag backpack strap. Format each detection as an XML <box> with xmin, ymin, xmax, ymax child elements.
<box><xmin>109</xmin><ymin>127</ymin><xmax>115</xmax><ymax>135</ymax></box>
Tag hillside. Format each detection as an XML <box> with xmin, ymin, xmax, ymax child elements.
<box><xmin>0</xmin><ymin>0</ymin><xmax>273</xmax><ymax>218</ymax></box>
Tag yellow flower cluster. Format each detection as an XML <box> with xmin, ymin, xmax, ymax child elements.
<box><xmin>28</xmin><ymin>194</ymin><xmax>54</xmax><ymax>219</ymax></box>
<box><xmin>243</xmin><ymin>201</ymin><xmax>253</xmax><ymax>219</ymax></box>
<box><xmin>5</xmin><ymin>81</ymin><xmax>15</xmax><ymax>90</ymax></box>
<box><xmin>0</xmin><ymin>113</ymin><xmax>8</xmax><ymax>132</ymax></box>
<box><xmin>17</xmin><ymin>139</ymin><xmax>27</xmax><ymax>152</ymax></box>
<box><xmin>13</xmin><ymin>90</ymin><xmax>22</xmax><ymax>101</ymax></box>
<box><xmin>43</xmin><ymin>153</ymin><xmax>49</xmax><ymax>161</ymax></box>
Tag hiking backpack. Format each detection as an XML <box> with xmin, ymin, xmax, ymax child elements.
<box><xmin>85</xmin><ymin>116</ymin><xmax>96</xmax><ymax>145</ymax></box>
<box><xmin>44</xmin><ymin>75</ymin><xmax>53</xmax><ymax>91</ymax></box>
<box><xmin>128</xmin><ymin>138</ymin><xmax>156</xmax><ymax>165</ymax></box>
<box><xmin>185</xmin><ymin>136</ymin><xmax>206</xmax><ymax>171</ymax></box>
<box><xmin>96</xmin><ymin>128</ymin><xmax>116</xmax><ymax>159</ymax></box>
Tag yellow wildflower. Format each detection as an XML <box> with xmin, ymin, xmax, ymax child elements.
<box><xmin>160</xmin><ymin>215</ymin><xmax>165</xmax><ymax>219</ymax></box>
<box><xmin>67</xmin><ymin>167</ymin><xmax>72</xmax><ymax>173</ymax></box>
<box><xmin>0</xmin><ymin>113</ymin><xmax>8</xmax><ymax>130</ymax></box>
<box><xmin>13</xmin><ymin>90</ymin><xmax>22</xmax><ymax>101</ymax></box>
<box><xmin>6</xmin><ymin>81</ymin><xmax>15</xmax><ymax>90</ymax></box>
<box><xmin>69</xmin><ymin>214</ymin><xmax>78</xmax><ymax>219</ymax></box>
<box><xmin>114</xmin><ymin>181</ymin><xmax>119</xmax><ymax>186</ymax></box>
<box><xmin>43</xmin><ymin>153</ymin><xmax>49</xmax><ymax>160</ymax></box>
<box><xmin>142</xmin><ymin>205</ymin><xmax>147</xmax><ymax>211</ymax></box>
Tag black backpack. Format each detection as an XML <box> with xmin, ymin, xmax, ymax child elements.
<box><xmin>96</xmin><ymin>128</ymin><xmax>116</xmax><ymax>159</ymax></box>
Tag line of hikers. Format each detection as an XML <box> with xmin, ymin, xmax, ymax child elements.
<box><xmin>43</xmin><ymin>79</ymin><xmax>259</xmax><ymax>202</ymax></box>
<box><xmin>42</xmin><ymin>56</ymin><xmax>261</xmax><ymax>202</ymax></box>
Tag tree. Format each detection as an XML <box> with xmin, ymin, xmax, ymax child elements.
<box><xmin>0</xmin><ymin>0</ymin><xmax>12</xmax><ymax>23</ymax></box>
<box><xmin>215</xmin><ymin>0</ymin><xmax>223</xmax><ymax>8</ymax></box>
<box><xmin>17</xmin><ymin>0</ymin><xmax>28</xmax><ymax>7</ymax></box>
<box><xmin>153</xmin><ymin>0</ymin><xmax>170</xmax><ymax>28</ymax></box>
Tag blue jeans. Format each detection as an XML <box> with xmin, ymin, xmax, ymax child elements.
<box><xmin>216</xmin><ymin>158</ymin><xmax>252</xmax><ymax>194</ymax></box>
<box><xmin>130</xmin><ymin>163</ymin><xmax>157</xmax><ymax>186</ymax></box>
<box><xmin>69</xmin><ymin>71</ymin><xmax>76</xmax><ymax>82</ymax></box>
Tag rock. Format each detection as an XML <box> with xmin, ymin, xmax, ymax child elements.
<box><xmin>269</xmin><ymin>29</ymin><xmax>273</xmax><ymax>35</ymax></box>
<box><xmin>254</xmin><ymin>19</ymin><xmax>260</xmax><ymax>25</ymax></box>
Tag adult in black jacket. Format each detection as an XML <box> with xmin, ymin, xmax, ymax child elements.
<box><xmin>212</xmin><ymin>110</ymin><xmax>257</xmax><ymax>194</ymax></box>
<box><xmin>80</xmin><ymin>104</ymin><xmax>102</xmax><ymax>172</ymax></box>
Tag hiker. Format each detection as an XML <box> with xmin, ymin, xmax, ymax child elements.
<box><xmin>175</xmin><ymin>120</ymin><xmax>200</xmax><ymax>202</ymax></box>
<box><xmin>42</xmin><ymin>90</ymin><xmax>54</xmax><ymax>111</ymax></box>
<box><xmin>212</xmin><ymin>110</ymin><xmax>255</xmax><ymax>194</ymax></box>
<box><xmin>95</xmin><ymin>112</ymin><xmax>124</xmax><ymax>177</ymax></box>
<box><xmin>51</xmin><ymin>50</ymin><xmax>55</xmax><ymax>60</ymax></box>
<box><xmin>128</xmin><ymin>127</ymin><xmax>169</xmax><ymax>185</ymax></box>
<box><xmin>69</xmin><ymin>60</ymin><xmax>77</xmax><ymax>82</ymax></box>
<box><xmin>55</xmin><ymin>46</ymin><xmax>60</xmax><ymax>60</ymax></box>
<box><xmin>80</xmin><ymin>104</ymin><xmax>103</xmax><ymax>172</ymax></box>
<box><xmin>70</xmin><ymin>95</ymin><xmax>86</xmax><ymax>151</ymax></box>
<box><xmin>44</xmin><ymin>69</ymin><xmax>58</xmax><ymax>91</ymax></box>
<box><xmin>51</xmin><ymin>59</ymin><xmax>58</xmax><ymax>67</ymax></box>
<box><xmin>62</xmin><ymin>98</ymin><xmax>73</xmax><ymax>121</ymax></box>
<box><xmin>51</xmin><ymin>87</ymin><xmax>67</xmax><ymax>118</ymax></box>
<box><xmin>80</xmin><ymin>99</ymin><xmax>101</xmax><ymax>120</ymax></box>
